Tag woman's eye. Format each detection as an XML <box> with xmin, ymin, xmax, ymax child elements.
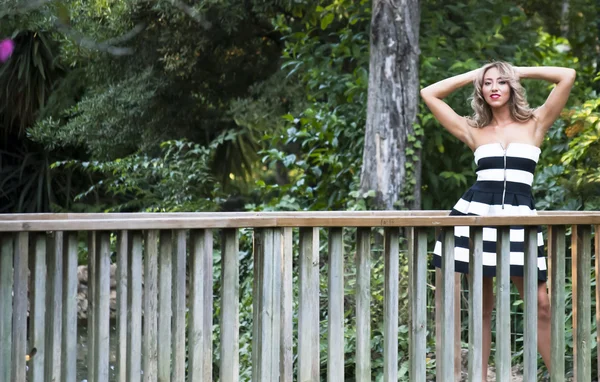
<box><xmin>499</xmin><ymin>81</ymin><xmax>507</xmax><ymax>84</ymax></box>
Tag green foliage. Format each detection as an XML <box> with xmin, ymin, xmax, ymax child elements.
<box><xmin>52</xmin><ymin>138</ymin><xmax>226</xmax><ymax>211</ymax></box>
<box><xmin>534</xmin><ymin>96</ymin><xmax>600</xmax><ymax>210</ymax></box>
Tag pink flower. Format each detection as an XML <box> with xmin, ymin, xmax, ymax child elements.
<box><xmin>0</xmin><ymin>39</ymin><xmax>15</xmax><ymax>62</ymax></box>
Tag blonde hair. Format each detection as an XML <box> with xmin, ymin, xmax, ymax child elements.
<box><xmin>468</xmin><ymin>61</ymin><xmax>534</xmax><ymax>128</ymax></box>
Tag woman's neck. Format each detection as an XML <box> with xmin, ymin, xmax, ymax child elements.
<box><xmin>490</xmin><ymin>106</ymin><xmax>514</xmax><ymax>127</ymax></box>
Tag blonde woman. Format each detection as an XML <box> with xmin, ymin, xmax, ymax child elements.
<box><xmin>420</xmin><ymin>62</ymin><xmax>575</xmax><ymax>380</ymax></box>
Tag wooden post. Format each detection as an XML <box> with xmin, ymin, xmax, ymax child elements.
<box><xmin>143</xmin><ymin>230</ymin><xmax>159</xmax><ymax>381</ymax></box>
<box><xmin>46</xmin><ymin>232</ymin><xmax>63</xmax><ymax>382</ymax></box>
<box><xmin>356</xmin><ymin>228</ymin><xmax>371</xmax><ymax>382</ymax></box>
<box><xmin>0</xmin><ymin>234</ymin><xmax>14</xmax><ymax>382</ymax></box>
<box><xmin>468</xmin><ymin>227</ymin><xmax>483</xmax><ymax>382</ymax></box>
<box><xmin>550</xmin><ymin>226</ymin><xmax>566</xmax><ymax>382</ymax></box>
<box><xmin>157</xmin><ymin>230</ymin><xmax>173</xmax><ymax>382</ymax></box>
<box><xmin>495</xmin><ymin>227</ymin><xmax>511</xmax><ymax>381</ymax></box>
<box><xmin>383</xmin><ymin>227</ymin><xmax>399</xmax><ymax>382</ymax></box>
<box><xmin>11</xmin><ymin>232</ymin><xmax>28</xmax><ymax>382</ymax></box>
<box><xmin>220</xmin><ymin>229</ymin><xmax>240</xmax><ymax>382</ymax></box>
<box><xmin>328</xmin><ymin>228</ymin><xmax>344</xmax><ymax>382</ymax></box>
<box><xmin>172</xmin><ymin>230</ymin><xmax>187</xmax><ymax>381</ymax></box>
<box><xmin>280</xmin><ymin>227</ymin><xmax>293</xmax><ymax>382</ymax></box>
<box><xmin>127</xmin><ymin>231</ymin><xmax>143</xmax><ymax>382</ymax></box>
<box><xmin>116</xmin><ymin>231</ymin><xmax>129</xmax><ymax>382</ymax></box>
<box><xmin>575</xmin><ymin>225</ymin><xmax>592</xmax><ymax>380</ymax></box>
<box><xmin>298</xmin><ymin>227</ymin><xmax>319</xmax><ymax>382</ymax></box>
<box><xmin>439</xmin><ymin>227</ymin><xmax>455</xmax><ymax>380</ymax></box>
<box><xmin>30</xmin><ymin>234</ymin><xmax>47</xmax><ymax>382</ymax></box>
<box><xmin>523</xmin><ymin>227</ymin><xmax>538</xmax><ymax>381</ymax></box>
<box><xmin>411</xmin><ymin>228</ymin><xmax>428</xmax><ymax>381</ymax></box>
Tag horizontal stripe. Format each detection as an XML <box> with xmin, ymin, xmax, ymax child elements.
<box><xmin>432</xmin><ymin>249</ymin><xmax>547</xmax><ymax>270</ymax></box>
<box><xmin>477</xmin><ymin>156</ymin><xmax>537</xmax><ymax>173</ymax></box>
<box><xmin>453</xmin><ymin>226</ymin><xmax>543</xmax><ymax>244</ymax></box>
<box><xmin>432</xmin><ymin>255</ymin><xmax>548</xmax><ymax>281</ymax></box>
<box><xmin>470</xmin><ymin>181</ymin><xmax>532</xmax><ymax>196</ymax></box>
<box><xmin>453</xmin><ymin>200</ymin><xmax>535</xmax><ymax>216</ymax></box>
<box><xmin>474</xmin><ymin>143</ymin><xmax>541</xmax><ymax>163</ymax></box>
<box><xmin>476</xmin><ymin>169</ymin><xmax>534</xmax><ymax>185</ymax></box>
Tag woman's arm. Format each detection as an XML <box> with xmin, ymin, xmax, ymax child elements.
<box><xmin>420</xmin><ymin>69</ymin><xmax>480</xmax><ymax>148</ymax></box>
<box><xmin>516</xmin><ymin>66</ymin><xmax>576</xmax><ymax>133</ymax></box>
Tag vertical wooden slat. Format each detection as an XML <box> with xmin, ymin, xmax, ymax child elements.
<box><xmin>189</xmin><ymin>229</ymin><xmax>213</xmax><ymax>381</ymax></box>
<box><xmin>356</xmin><ymin>228</ymin><xmax>371</xmax><ymax>381</ymax></box>
<box><xmin>596</xmin><ymin>225</ymin><xmax>600</xmax><ymax>382</ymax></box>
<box><xmin>0</xmin><ymin>234</ymin><xmax>14</xmax><ymax>382</ymax></box>
<box><xmin>576</xmin><ymin>225</ymin><xmax>592</xmax><ymax>381</ymax></box>
<box><xmin>550</xmin><ymin>226</ymin><xmax>566</xmax><ymax>382</ymax></box>
<box><xmin>280</xmin><ymin>227</ymin><xmax>293</xmax><ymax>382</ymax></box>
<box><xmin>328</xmin><ymin>227</ymin><xmax>344</xmax><ymax>382</ymax></box>
<box><xmin>143</xmin><ymin>230</ymin><xmax>159</xmax><ymax>382</ymax></box>
<box><xmin>116</xmin><ymin>231</ymin><xmax>129</xmax><ymax>382</ymax></box>
<box><xmin>468</xmin><ymin>227</ymin><xmax>483</xmax><ymax>382</ymax></box>
<box><xmin>220</xmin><ymin>229</ymin><xmax>240</xmax><ymax>382</ymax></box>
<box><xmin>523</xmin><ymin>227</ymin><xmax>538</xmax><ymax>382</ymax></box>
<box><xmin>252</xmin><ymin>228</ymin><xmax>263</xmax><ymax>382</ymax></box>
<box><xmin>46</xmin><ymin>231</ymin><xmax>63</xmax><ymax>382</ymax></box>
<box><xmin>62</xmin><ymin>232</ymin><xmax>78</xmax><ymax>382</ymax></box>
<box><xmin>439</xmin><ymin>227</ymin><xmax>455</xmax><ymax>380</ymax></box>
<box><xmin>454</xmin><ymin>273</ymin><xmax>461</xmax><ymax>381</ymax></box>
<box><xmin>87</xmin><ymin>232</ymin><xmax>96</xmax><ymax>382</ymax></box>
<box><xmin>157</xmin><ymin>230</ymin><xmax>172</xmax><ymax>382</ymax></box>
<box><xmin>407</xmin><ymin>227</ymin><xmax>415</xmax><ymax>380</ymax></box>
<box><xmin>253</xmin><ymin>229</ymin><xmax>282</xmax><ymax>381</ymax></box>
<box><xmin>572</xmin><ymin>225</ymin><xmax>579</xmax><ymax>382</ymax></box>
<box><xmin>298</xmin><ymin>227</ymin><xmax>319</xmax><ymax>382</ymax></box>
<box><xmin>435</xmin><ymin>267</ymin><xmax>442</xmax><ymax>380</ymax></box>
<box><xmin>411</xmin><ymin>228</ymin><xmax>428</xmax><ymax>380</ymax></box>
<box><xmin>172</xmin><ymin>230</ymin><xmax>187</xmax><ymax>381</ymax></box>
<box><xmin>94</xmin><ymin>232</ymin><xmax>111</xmax><ymax>381</ymax></box>
<box><xmin>128</xmin><ymin>231</ymin><xmax>143</xmax><ymax>382</ymax></box>
<box><xmin>30</xmin><ymin>234</ymin><xmax>47</xmax><ymax>382</ymax></box>
<box><xmin>11</xmin><ymin>232</ymin><xmax>28</xmax><ymax>382</ymax></box>
<box><xmin>384</xmin><ymin>227</ymin><xmax>399</xmax><ymax>382</ymax></box>
<box><xmin>495</xmin><ymin>227</ymin><xmax>511</xmax><ymax>380</ymax></box>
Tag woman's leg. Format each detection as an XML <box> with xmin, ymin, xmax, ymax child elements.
<box><xmin>511</xmin><ymin>277</ymin><xmax>552</xmax><ymax>371</ymax></box>
<box><xmin>481</xmin><ymin>276</ymin><xmax>495</xmax><ymax>382</ymax></box>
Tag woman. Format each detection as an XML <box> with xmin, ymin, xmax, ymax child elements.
<box><xmin>420</xmin><ymin>61</ymin><xmax>575</xmax><ymax>380</ymax></box>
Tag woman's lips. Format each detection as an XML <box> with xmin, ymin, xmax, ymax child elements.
<box><xmin>490</xmin><ymin>94</ymin><xmax>501</xmax><ymax>99</ymax></box>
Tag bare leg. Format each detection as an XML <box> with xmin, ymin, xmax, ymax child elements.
<box><xmin>481</xmin><ymin>276</ymin><xmax>495</xmax><ymax>382</ymax></box>
<box><xmin>511</xmin><ymin>277</ymin><xmax>552</xmax><ymax>371</ymax></box>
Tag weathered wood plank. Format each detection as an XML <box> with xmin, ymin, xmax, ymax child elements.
<box><xmin>572</xmin><ymin>225</ymin><xmax>579</xmax><ymax>382</ymax></box>
<box><xmin>87</xmin><ymin>231</ymin><xmax>96</xmax><ymax>382</ymax></box>
<box><xmin>253</xmin><ymin>228</ymin><xmax>282</xmax><ymax>381</ymax></box>
<box><xmin>143</xmin><ymin>230</ymin><xmax>159</xmax><ymax>382</ymax></box>
<box><xmin>298</xmin><ymin>227</ymin><xmax>319</xmax><ymax>382</ymax></box>
<box><xmin>495</xmin><ymin>227</ymin><xmax>511</xmax><ymax>381</ymax></box>
<box><xmin>550</xmin><ymin>226</ymin><xmax>566</xmax><ymax>382</ymax></box>
<box><xmin>454</xmin><ymin>273</ymin><xmax>461</xmax><ymax>381</ymax></box>
<box><xmin>0</xmin><ymin>234</ymin><xmax>14</xmax><ymax>382</ymax></box>
<box><xmin>383</xmin><ymin>227</ymin><xmax>398</xmax><ymax>382</ymax></box>
<box><xmin>252</xmin><ymin>228</ymin><xmax>263</xmax><ymax>382</ymax></box>
<box><xmin>280</xmin><ymin>227</ymin><xmax>293</xmax><ymax>382</ymax></box>
<box><xmin>411</xmin><ymin>228</ymin><xmax>428</xmax><ymax>381</ymax></box>
<box><xmin>439</xmin><ymin>227</ymin><xmax>455</xmax><ymax>380</ymax></box>
<box><xmin>596</xmin><ymin>225</ymin><xmax>600</xmax><ymax>382</ymax></box>
<box><xmin>30</xmin><ymin>234</ymin><xmax>47</xmax><ymax>382</ymax></box>
<box><xmin>11</xmin><ymin>232</ymin><xmax>28</xmax><ymax>382</ymax></box>
<box><xmin>128</xmin><ymin>231</ymin><xmax>143</xmax><ymax>382</ymax></box>
<box><xmin>189</xmin><ymin>229</ymin><xmax>213</xmax><ymax>381</ymax></box>
<box><xmin>45</xmin><ymin>231</ymin><xmax>63</xmax><ymax>382</ymax></box>
<box><xmin>1</xmin><ymin>211</ymin><xmax>600</xmax><ymax>231</ymax></box>
<box><xmin>220</xmin><ymin>229</ymin><xmax>240</xmax><ymax>382</ymax></box>
<box><xmin>523</xmin><ymin>227</ymin><xmax>538</xmax><ymax>382</ymax></box>
<box><xmin>157</xmin><ymin>230</ymin><xmax>172</xmax><ymax>382</ymax></box>
<box><xmin>328</xmin><ymin>228</ymin><xmax>344</xmax><ymax>382</ymax></box>
<box><xmin>62</xmin><ymin>232</ymin><xmax>78</xmax><ymax>382</ymax></box>
<box><xmin>172</xmin><ymin>230</ymin><xmax>187</xmax><ymax>382</ymax></box>
<box><xmin>468</xmin><ymin>227</ymin><xmax>483</xmax><ymax>382</ymax></box>
<box><xmin>94</xmin><ymin>232</ymin><xmax>111</xmax><ymax>381</ymax></box>
<box><xmin>356</xmin><ymin>228</ymin><xmax>371</xmax><ymax>382</ymax></box>
<box><xmin>116</xmin><ymin>231</ymin><xmax>129</xmax><ymax>382</ymax></box>
<box><xmin>407</xmin><ymin>227</ymin><xmax>415</xmax><ymax>381</ymax></box>
<box><xmin>576</xmin><ymin>225</ymin><xmax>592</xmax><ymax>381</ymax></box>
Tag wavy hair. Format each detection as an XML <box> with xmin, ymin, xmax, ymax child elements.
<box><xmin>468</xmin><ymin>61</ymin><xmax>534</xmax><ymax>128</ymax></box>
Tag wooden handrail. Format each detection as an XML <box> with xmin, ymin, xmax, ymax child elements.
<box><xmin>0</xmin><ymin>211</ymin><xmax>598</xmax><ymax>231</ymax></box>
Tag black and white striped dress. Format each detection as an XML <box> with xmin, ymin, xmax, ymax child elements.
<box><xmin>432</xmin><ymin>142</ymin><xmax>547</xmax><ymax>281</ymax></box>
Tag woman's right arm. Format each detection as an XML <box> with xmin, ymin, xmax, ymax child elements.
<box><xmin>420</xmin><ymin>69</ymin><xmax>480</xmax><ymax>148</ymax></box>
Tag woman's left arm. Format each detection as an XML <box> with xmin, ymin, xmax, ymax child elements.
<box><xmin>516</xmin><ymin>66</ymin><xmax>576</xmax><ymax>133</ymax></box>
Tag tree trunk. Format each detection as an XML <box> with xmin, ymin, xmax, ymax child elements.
<box><xmin>360</xmin><ymin>0</ymin><xmax>421</xmax><ymax>210</ymax></box>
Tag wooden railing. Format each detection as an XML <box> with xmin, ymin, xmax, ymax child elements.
<box><xmin>0</xmin><ymin>211</ymin><xmax>598</xmax><ymax>382</ymax></box>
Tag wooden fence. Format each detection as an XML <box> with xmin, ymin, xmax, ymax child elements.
<box><xmin>0</xmin><ymin>211</ymin><xmax>599</xmax><ymax>382</ymax></box>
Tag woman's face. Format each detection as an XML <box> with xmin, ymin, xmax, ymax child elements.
<box><xmin>482</xmin><ymin>67</ymin><xmax>511</xmax><ymax>108</ymax></box>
